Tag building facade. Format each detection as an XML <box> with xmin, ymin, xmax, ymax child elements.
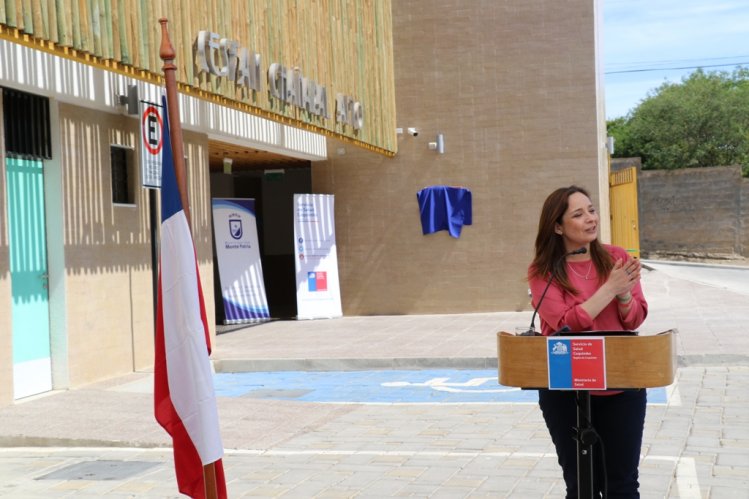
<box><xmin>1</xmin><ymin>0</ymin><xmax>608</xmax><ymax>406</ymax></box>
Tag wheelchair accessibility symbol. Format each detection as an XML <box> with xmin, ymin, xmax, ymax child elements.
<box><xmin>382</xmin><ymin>376</ymin><xmax>521</xmax><ymax>394</ymax></box>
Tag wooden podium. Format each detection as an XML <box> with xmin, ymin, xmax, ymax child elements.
<box><xmin>496</xmin><ymin>329</ymin><xmax>678</xmax><ymax>498</ymax></box>
<box><xmin>497</xmin><ymin>329</ymin><xmax>677</xmax><ymax>390</ymax></box>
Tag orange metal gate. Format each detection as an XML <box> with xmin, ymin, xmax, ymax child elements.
<box><xmin>609</xmin><ymin>167</ymin><xmax>640</xmax><ymax>259</ymax></box>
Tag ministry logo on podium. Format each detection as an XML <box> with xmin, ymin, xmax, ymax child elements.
<box><xmin>551</xmin><ymin>342</ymin><xmax>569</xmax><ymax>355</ymax></box>
<box><xmin>229</xmin><ymin>219</ymin><xmax>243</xmax><ymax>240</ymax></box>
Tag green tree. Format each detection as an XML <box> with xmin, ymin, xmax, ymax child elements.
<box><xmin>607</xmin><ymin>68</ymin><xmax>749</xmax><ymax>176</ymax></box>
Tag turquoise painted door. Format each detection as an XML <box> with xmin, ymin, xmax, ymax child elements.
<box><xmin>6</xmin><ymin>156</ymin><xmax>52</xmax><ymax>399</ymax></box>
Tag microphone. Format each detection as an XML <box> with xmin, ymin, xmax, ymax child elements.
<box><xmin>523</xmin><ymin>247</ymin><xmax>587</xmax><ymax>336</ymax></box>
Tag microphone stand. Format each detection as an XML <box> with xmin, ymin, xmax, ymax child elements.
<box><xmin>576</xmin><ymin>390</ymin><xmax>597</xmax><ymax>499</ymax></box>
<box><xmin>524</xmin><ymin>246</ymin><xmax>601</xmax><ymax>498</ymax></box>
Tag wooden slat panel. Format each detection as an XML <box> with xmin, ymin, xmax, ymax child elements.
<box><xmin>110</xmin><ymin>0</ymin><xmax>120</xmax><ymax>60</ymax></box>
<box><xmin>56</xmin><ymin>0</ymin><xmax>71</xmax><ymax>46</ymax></box>
<box><xmin>13</xmin><ymin>0</ymin><xmax>21</xmax><ymax>29</ymax></box>
<box><xmin>22</xmin><ymin>0</ymin><xmax>35</xmax><ymax>34</ymax></box>
<box><xmin>71</xmin><ymin>0</ymin><xmax>81</xmax><ymax>49</ymax></box>
<box><xmin>4</xmin><ymin>0</ymin><xmax>17</xmax><ymax>28</ymax></box>
<box><xmin>89</xmin><ymin>0</ymin><xmax>101</xmax><ymax>56</ymax></box>
<box><xmin>119</xmin><ymin>0</ymin><xmax>130</xmax><ymax>63</ymax></box>
<box><xmin>46</xmin><ymin>0</ymin><xmax>57</xmax><ymax>43</ymax></box>
<box><xmin>136</xmin><ymin>0</ymin><xmax>147</xmax><ymax>70</ymax></box>
<box><xmin>37</xmin><ymin>0</ymin><xmax>48</xmax><ymax>39</ymax></box>
<box><xmin>101</xmin><ymin>0</ymin><xmax>111</xmax><ymax>59</ymax></box>
<box><xmin>0</xmin><ymin>0</ymin><xmax>397</xmax><ymax>153</ymax></box>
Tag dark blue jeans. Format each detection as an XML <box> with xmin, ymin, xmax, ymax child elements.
<box><xmin>538</xmin><ymin>389</ymin><xmax>647</xmax><ymax>498</ymax></box>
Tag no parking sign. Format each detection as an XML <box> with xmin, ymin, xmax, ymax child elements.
<box><xmin>140</xmin><ymin>100</ymin><xmax>164</xmax><ymax>188</ymax></box>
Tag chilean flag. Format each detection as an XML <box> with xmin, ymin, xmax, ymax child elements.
<box><xmin>154</xmin><ymin>96</ymin><xmax>227</xmax><ymax>498</ymax></box>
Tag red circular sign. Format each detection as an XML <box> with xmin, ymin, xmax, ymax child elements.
<box><xmin>141</xmin><ymin>106</ymin><xmax>164</xmax><ymax>155</ymax></box>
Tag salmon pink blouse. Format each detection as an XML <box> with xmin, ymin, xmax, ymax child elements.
<box><xmin>528</xmin><ymin>245</ymin><xmax>648</xmax><ymax>336</ymax></box>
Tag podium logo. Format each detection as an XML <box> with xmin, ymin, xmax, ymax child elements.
<box><xmin>229</xmin><ymin>219</ymin><xmax>243</xmax><ymax>240</ymax></box>
<box><xmin>551</xmin><ymin>342</ymin><xmax>569</xmax><ymax>355</ymax></box>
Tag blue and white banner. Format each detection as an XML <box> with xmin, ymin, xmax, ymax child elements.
<box><xmin>293</xmin><ymin>194</ymin><xmax>342</xmax><ymax>319</ymax></box>
<box><xmin>212</xmin><ymin>198</ymin><xmax>270</xmax><ymax>323</ymax></box>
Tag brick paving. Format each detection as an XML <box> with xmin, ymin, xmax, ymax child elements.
<box><xmin>0</xmin><ymin>265</ymin><xmax>747</xmax><ymax>497</ymax></box>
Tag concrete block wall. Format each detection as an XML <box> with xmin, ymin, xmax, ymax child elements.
<box><xmin>314</xmin><ymin>0</ymin><xmax>607</xmax><ymax>315</ymax></box>
<box><xmin>639</xmin><ymin>166</ymin><xmax>745</xmax><ymax>258</ymax></box>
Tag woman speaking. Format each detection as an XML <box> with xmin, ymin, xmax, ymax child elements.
<box><xmin>528</xmin><ymin>185</ymin><xmax>648</xmax><ymax>498</ymax></box>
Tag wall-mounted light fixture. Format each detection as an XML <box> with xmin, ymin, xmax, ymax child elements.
<box><xmin>428</xmin><ymin>133</ymin><xmax>445</xmax><ymax>154</ymax></box>
<box><xmin>223</xmin><ymin>157</ymin><xmax>233</xmax><ymax>174</ymax></box>
<box><xmin>117</xmin><ymin>84</ymin><xmax>139</xmax><ymax>115</ymax></box>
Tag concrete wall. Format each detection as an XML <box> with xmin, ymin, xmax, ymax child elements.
<box><xmin>640</xmin><ymin>166</ymin><xmax>747</xmax><ymax>258</ymax></box>
<box><xmin>743</xmin><ymin>180</ymin><xmax>749</xmax><ymax>257</ymax></box>
<box><xmin>611</xmin><ymin>157</ymin><xmax>642</xmax><ymax>172</ymax></box>
<box><xmin>57</xmin><ymin>103</ymin><xmax>214</xmax><ymax>387</ymax></box>
<box><xmin>314</xmin><ymin>0</ymin><xmax>607</xmax><ymax>314</ymax></box>
<box><xmin>1</xmin><ymin>96</ymin><xmax>216</xmax><ymax>405</ymax></box>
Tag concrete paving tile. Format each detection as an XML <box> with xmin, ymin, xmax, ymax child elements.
<box><xmin>316</xmin><ymin>487</ymin><xmax>360</xmax><ymax>498</ymax></box>
<box><xmin>706</xmin><ymin>480</ymin><xmax>749</xmax><ymax>498</ymax></box>
<box><xmin>385</xmin><ymin>466</ymin><xmax>427</xmax><ymax>479</ymax></box>
<box><xmin>244</xmin><ymin>484</ymin><xmax>293</xmax><ymax>496</ymax></box>
<box><xmin>2</xmin><ymin>271</ymin><xmax>749</xmax><ymax>497</ymax></box>
<box><xmin>428</xmin><ymin>486</ymin><xmax>476</xmax><ymax>498</ymax></box>
<box><xmin>712</xmin><ymin>464</ymin><xmax>749</xmax><ymax>478</ymax></box>
<box><xmin>716</xmin><ymin>453</ymin><xmax>749</xmax><ymax>467</ymax></box>
<box><xmin>638</xmin><ymin>474</ymin><xmax>673</xmax><ymax>497</ymax></box>
<box><xmin>50</xmin><ymin>479</ymin><xmax>92</xmax><ymax>491</ymax></box>
<box><xmin>355</xmin><ymin>478</ymin><xmax>414</xmax><ymax>496</ymax></box>
<box><xmin>412</xmin><ymin>466</ymin><xmax>458</xmax><ymax>485</ymax></box>
<box><xmin>506</xmin><ymin>479</ymin><xmax>555</xmax><ymax>496</ymax></box>
<box><xmin>720</xmin><ymin>438</ymin><xmax>749</xmax><ymax>448</ymax></box>
<box><xmin>473</xmin><ymin>475</ymin><xmax>522</xmax><ymax>493</ymax></box>
<box><xmin>390</xmin><ymin>482</ymin><xmax>440</xmax><ymax>496</ymax></box>
<box><xmin>335</xmin><ymin>470</ymin><xmax>382</xmax><ymax>488</ymax></box>
<box><xmin>442</xmin><ymin>473</ymin><xmax>487</xmax><ymax>488</ymax></box>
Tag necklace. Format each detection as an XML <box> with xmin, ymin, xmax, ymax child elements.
<box><xmin>568</xmin><ymin>260</ymin><xmax>593</xmax><ymax>280</ymax></box>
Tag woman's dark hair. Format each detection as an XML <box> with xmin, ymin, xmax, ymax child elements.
<box><xmin>528</xmin><ymin>185</ymin><xmax>613</xmax><ymax>294</ymax></box>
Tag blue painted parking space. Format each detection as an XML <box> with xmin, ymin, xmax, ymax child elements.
<box><xmin>214</xmin><ymin>369</ymin><xmax>668</xmax><ymax>404</ymax></box>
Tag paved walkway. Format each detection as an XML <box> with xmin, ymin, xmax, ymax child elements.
<box><xmin>0</xmin><ymin>264</ymin><xmax>747</xmax><ymax>497</ymax></box>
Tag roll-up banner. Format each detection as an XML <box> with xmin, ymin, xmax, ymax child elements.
<box><xmin>211</xmin><ymin>198</ymin><xmax>270</xmax><ymax>323</ymax></box>
<box><xmin>293</xmin><ymin>194</ymin><xmax>343</xmax><ymax>319</ymax></box>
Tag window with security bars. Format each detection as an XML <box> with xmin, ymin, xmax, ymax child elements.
<box><xmin>111</xmin><ymin>145</ymin><xmax>135</xmax><ymax>205</ymax></box>
<box><xmin>2</xmin><ymin>87</ymin><xmax>52</xmax><ymax>159</ymax></box>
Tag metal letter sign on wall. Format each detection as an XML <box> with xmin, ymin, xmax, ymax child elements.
<box><xmin>140</xmin><ymin>100</ymin><xmax>164</xmax><ymax>189</ymax></box>
<box><xmin>195</xmin><ymin>30</ymin><xmax>364</xmax><ymax>130</ymax></box>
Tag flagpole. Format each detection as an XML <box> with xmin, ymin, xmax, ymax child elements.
<box><xmin>158</xmin><ymin>18</ymin><xmax>191</xmax><ymax>229</ymax></box>
<box><xmin>158</xmin><ymin>18</ymin><xmax>218</xmax><ymax>499</ymax></box>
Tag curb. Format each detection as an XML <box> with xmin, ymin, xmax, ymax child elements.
<box><xmin>213</xmin><ymin>354</ymin><xmax>749</xmax><ymax>373</ymax></box>
<box><xmin>678</xmin><ymin>354</ymin><xmax>749</xmax><ymax>367</ymax></box>
<box><xmin>0</xmin><ymin>435</ymin><xmax>170</xmax><ymax>449</ymax></box>
<box><xmin>641</xmin><ymin>259</ymin><xmax>749</xmax><ymax>271</ymax></box>
<box><xmin>214</xmin><ymin>357</ymin><xmax>498</xmax><ymax>372</ymax></box>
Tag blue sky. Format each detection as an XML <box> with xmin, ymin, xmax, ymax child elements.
<box><xmin>604</xmin><ymin>0</ymin><xmax>749</xmax><ymax>119</ymax></box>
